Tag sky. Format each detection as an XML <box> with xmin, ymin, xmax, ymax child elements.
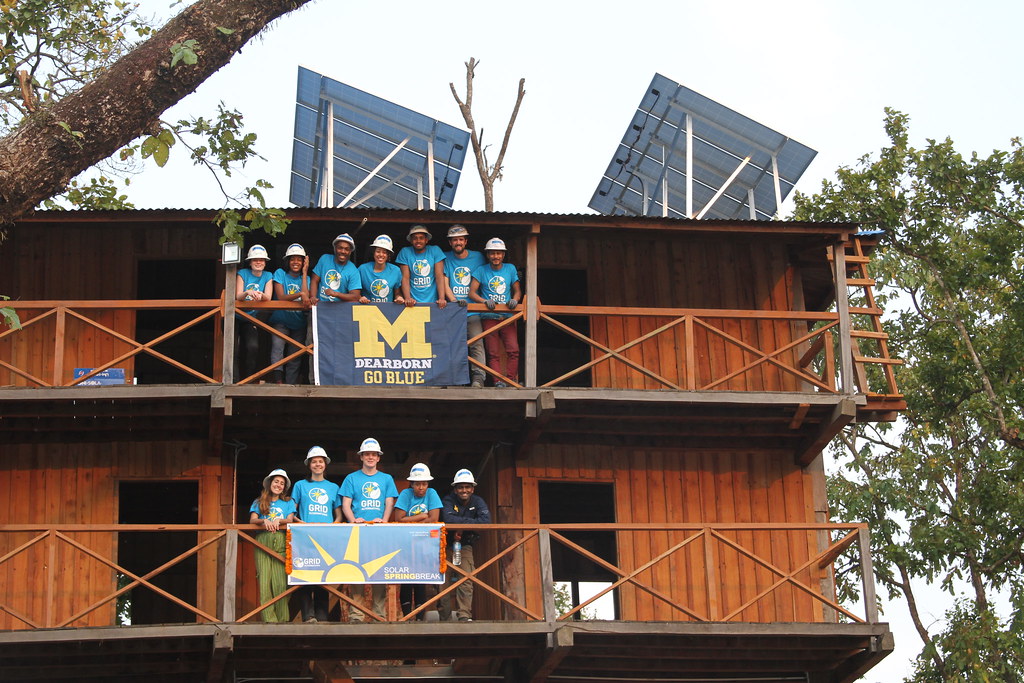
<box><xmin>121</xmin><ymin>1</ymin><xmax>1024</xmax><ymax>678</ymax></box>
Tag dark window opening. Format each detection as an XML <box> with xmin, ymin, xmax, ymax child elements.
<box><xmin>537</xmin><ymin>268</ymin><xmax>591</xmax><ymax>387</ymax></box>
<box><xmin>118</xmin><ymin>481</ymin><xmax>199</xmax><ymax>625</ymax></box>
<box><xmin>135</xmin><ymin>259</ymin><xmax>217</xmax><ymax>384</ymax></box>
<box><xmin>539</xmin><ymin>481</ymin><xmax>618</xmax><ymax>619</ymax></box>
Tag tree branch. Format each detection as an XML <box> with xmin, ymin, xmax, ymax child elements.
<box><xmin>487</xmin><ymin>77</ymin><xmax>525</xmax><ymax>184</ymax></box>
<box><xmin>0</xmin><ymin>0</ymin><xmax>314</xmax><ymax>225</ymax></box>
<box><xmin>448</xmin><ymin>57</ymin><xmax>525</xmax><ymax>211</ymax></box>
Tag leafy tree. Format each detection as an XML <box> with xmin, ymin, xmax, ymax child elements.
<box><xmin>0</xmin><ymin>0</ymin><xmax>313</xmax><ymax>229</ymax></box>
<box><xmin>553</xmin><ymin>581</ymin><xmax>598</xmax><ymax>620</ymax></box>
<box><xmin>0</xmin><ymin>0</ymin><xmax>311</xmax><ymax>327</ymax></box>
<box><xmin>793</xmin><ymin>110</ymin><xmax>1024</xmax><ymax>681</ymax></box>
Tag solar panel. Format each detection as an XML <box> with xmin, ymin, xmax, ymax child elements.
<box><xmin>290</xmin><ymin>66</ymin><xmax>471</xmax><ymax>210</ymax></box>
<box><xmin>590</xmin><ymin>74</ymin><xmax>817</xmax><ymax>220</ymax></box>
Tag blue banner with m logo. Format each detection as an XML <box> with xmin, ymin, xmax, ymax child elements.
<box><xmin>313</xmin><ymin>303</ymin><xmax>468</xmax><ymax>386</ymax></box>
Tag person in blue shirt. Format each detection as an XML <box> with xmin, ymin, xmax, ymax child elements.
<box><xmin>306</xmin><ymin>233</ymin><xmax>361</xmax><ymax>383</ymax></box>
<box><xmin>248</xmin><ymin>468</ymin><xmax>297</xmax><ymax>622</ymax></box>
<box><xmin>235</xmin><ymin>244</ymin><xmax>274</xmax><ymax>382</ymax></box>
<box><xmin>442</xmin><ymin>225</ymin><xmax>487</xmax><ymax>388</ymax></box>
<box><xmin>469</xmin><ymin>238</ymin><xmax>522</xmax><ymax>387</ymax></box>
<box><xmin>310</xmin><ymin>233</ymin><xmax>361</xmax><ymax>303</ymax></box>
<box><xmin>269</xmin><ymin>243</ymin><xmax>310</xmax><ymax>384</ymax></box>
<box><xmin>291</xmin><ymin>446</ymin><xmax>341</xmax><ymax>622</ymax></box>
<box><xmin>394</xmin><ymin>462</ymin><xmax>443</xmax><ymax>618</ymax></box>
<box><xmin>397</xmin><ymin>225</ymin><xmax>447</xmax><ymax>308</ymax></box>
<box><xmin>357</xmin><ymin>235</ymin><xmax>405</xmax><ymax>305</ymax></box>
<box><xmin>340</xmin><ymin>437</ymin><xmax>398</xmax><ymax>621</ymax></box>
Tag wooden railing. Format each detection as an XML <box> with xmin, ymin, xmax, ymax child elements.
<box><xmin>0</xmin><ymin>299</ymin><xmax>898</xmax><ymax>396</ymax></box>
<box><xmin>0</xmin><ymin>523</ymin><xmax>878</xmax><ymax>630</ymax></box>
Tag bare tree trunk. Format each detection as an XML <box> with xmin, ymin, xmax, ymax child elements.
<box><xmin>449</xmin><ymin>57</ymin><xmax>526</xmax><ymax>212</ymax></box>
<box><xmin>0</xmin><ymin>0</ymin><xmax>313</xmax><ymax>226</ymax></box>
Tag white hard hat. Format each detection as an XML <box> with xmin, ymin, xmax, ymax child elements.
<box><xmin>407</xmin><ymin>224</ymin><xmax>432</xmax><ymax>242</ymax></box>
<box><xmin>371</xmin><ymin>234</ymin><xmax>394</xmax><ymax>252</ymax></box>
<box><xmin>332</xmin><ymin>233</ymin><xmax>355</xmax><ymax>247</ymax></box>
<box><xmin>484</xmin><ymin>238</ymin><xmax>506</xmax><ymax>252</ymax></box>
<box><xmin>408</xmin><ymin>462</ymin><xmax>434</xmax><ymax>481</ymax></box>
<box><xmin>284</xmin><ymin>243</ymin><xmax>307</xmax><ymax>258</ymax></box>
<box><xmin>447</xmin><ymin>225</ymin><xmax>469</xmax><ymax>238</ymax></box>
<box><xmin>263</xmin><ymin>468</ymin><xmax>291</xmax><ymax>491</ymax></box>
<box><xmin>246</xmin><ymin>244</ymin><xmax>269</xmax><ymax>261</ymax></box>
<box><xmin>358</xmin><ymin>437</ymin><xmax>382</xmax><ymax>454</ymax></box>
<box><xmin>305</xmin><ymin>445</ymin><xmax>330</xmax><ymax>466</ymax></box>
<box><xmin>451</xmin><ymin>469</ymin><xmax>477</xmax><ymax>486</ymax></box>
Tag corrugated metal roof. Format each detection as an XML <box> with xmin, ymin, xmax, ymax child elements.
<box><xmin>19</xmin><ymin>206</ymin><xmax>860</xmax><ymax>234</ymax></box>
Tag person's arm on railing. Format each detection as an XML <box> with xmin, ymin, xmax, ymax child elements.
<box><xmin>399</xmin><ymin>264</ymin><xmax>415</xmax><ymax>307</ymax></box>
<box><xmin>507</xmin><ymin>280</ymin><xmax>522</xmax><ymax>310</ymax></box>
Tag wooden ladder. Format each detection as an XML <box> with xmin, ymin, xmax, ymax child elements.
<box><xmin>835</xmin><ymin>236</ymin><xmax>903</xmax><ymax>400</ymax></box>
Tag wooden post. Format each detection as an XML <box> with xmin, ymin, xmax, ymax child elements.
<box><xmin>53</xmin><ymin>306</ymin><xmax>66</xmax><ymax>386</ymax></box>
<box><xmin>832</xmin><ymin>242</ymin><xmax>855</xmax><ymax>395</ymax></box>
<box><xmin>702</xmin><ymin>527</ymin><xmax>718</xmax><ymax>621</ymax></box>
<box><xmin>222</xmin><ymin>264</ymin><xmax>237</xmax><ymax>385</ymax></box>
<box><xmin>684</xmin><ymin>315</ymin><xmax>696</xmax><ymax>390</ymax></box>
<box><xmin>524</xmin><ymin>224</ymin><xmax>540</xmax><ymax>388</ymax></box>
<box><xmin>497</xmin><ymin>453</ymin><xmax>526</xmax><ymax>621</ymax></box>
<box><xmin>220</xmin><ymin>528</ymin><xmax>238</xmax><ymax>622</ymax></box>
<box><xmin>858</xmin><ymin>526</ymin><xmax>879</xmax><ymax>623</ymax></box>
<box><xmin>538</xmin><ymin>528</ymin><xmax>557</xmax><ymax>622</ymax></box>
<box><xmin>45</xmin><ymin>529</ymin><xmax>58</xmax><ymax>627</ymax></box>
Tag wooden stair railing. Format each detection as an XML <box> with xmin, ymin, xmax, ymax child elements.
<box><xmin>830</xmin><ymin>237</ymin><xmax>903</xmax><ymax>400</ymax></box>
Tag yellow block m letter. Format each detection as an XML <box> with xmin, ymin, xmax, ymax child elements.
<box><xmin>351</xmin><ymin>306</ymin><xmax>432</xmax><ymax>358</ymax></box>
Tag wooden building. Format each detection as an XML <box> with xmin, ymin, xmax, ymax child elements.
<box><xmin>0</xmin><ymin>208</ymin><xmax>904</xmax><ymax>682</ymax></box>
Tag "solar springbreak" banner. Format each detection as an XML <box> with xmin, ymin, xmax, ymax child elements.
<box><xmin>288</xmin><ymin>523</ymin><xmax>445</xmax><ymax>585</ymax></box>
<box><xmin>313</xmin><ymin>303</ymin><xmax>468</xmax><ymax>386</ymax></box>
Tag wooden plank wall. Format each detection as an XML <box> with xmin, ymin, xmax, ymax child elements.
<box><xmin>539</xmin><ymin>232</ymin><xmax>803</xmax><ymax>391</ymax></box>
<box><xmin>0</xmin><ymin>220</ymin><xmax>220</xmax><ymax>387</ymax></box>
<box><xmin>0</xmin><ymin>440</ymin><xmax>228</xmax><ymax>630</ymax></box>
<box><xmin>514</xmin><ymin>444</ymin><xmax>828</xmax><ymax>624</ymax></box>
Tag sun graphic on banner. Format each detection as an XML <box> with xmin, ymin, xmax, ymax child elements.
<box><xmin>290</xmin><ymin>525</ymin><xmax>400</xmax><ymax>583</ymax></box>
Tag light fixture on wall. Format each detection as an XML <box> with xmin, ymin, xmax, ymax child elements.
<box><xmin>221</xmin><ymin>242</ymin><xmax>241</xmax><ymax>265</ymax></box>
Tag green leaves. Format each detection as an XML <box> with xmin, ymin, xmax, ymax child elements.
<box><xmin>140</xmin><ymin>128</ymin><xmax>175</xmax><ymax>167</ymax></box>
<box><xmin>169</xmin><ymin>38</ymin><xmax>199</xmax><ymax>68</ymax></box>
<box><xmin>42</xmin><ymin>175</ymin><xmax>134</xmax><ymax>211</ymax></box>
<box><xmin>0</xmin><ymin>295</ymin><xmax>21</xmax><ymax>331</ymax></box>
<box><xmin>215</xmin><ymin>183</ymin><xmax>290</xmax><ymax>246</ymax></box>
<box><xmin>796</xmin><ymin>110</ymin><xmax>1024</xmax><ymax>678</ymax></box>
<box><xmin>0</xmin><ymin>0</ymin><xmax>153</xmax><ymax>132</ymax></box>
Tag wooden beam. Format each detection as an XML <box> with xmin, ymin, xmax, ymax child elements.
<box><xmin>528</xmin><ymin>626</ymin><xmax>574</xmax><ymax>683</ymax></box>
<box><xmin>222</xmin><ymin>264</ymin><xmax>237</xmax><ymax>385</ymax></box>
<box><xmin>524</xmin><ymin>224</ymin><xmax>540</xmax><ymax>388</ymax></box>
<box><xmin>219</xmin><ymin>529</ymin><xmax>237</xmax><ymax>623</ymax></box>
<box><xmin>205</xmin><ymin>628</ymin><xmax>232</xmax><ymax>683</ymax></box>
<box><xmin>788</xmin><ymin>403</ymin><xmax>810</xmax><ymax>430</ymax></box>
<box><xmin>832</xmin><ymin>244</ymin><xmax>855</xmax><ymax>395</ymax></box>
<box><xmin>515</xmin><ymin>390</ymin><xmax>555</xmax><ymax>459</ymax></box>
<box><xmin>797</xmin><ymin>398</ymin><xmax>856</xmax><ymax>466</ymax></box>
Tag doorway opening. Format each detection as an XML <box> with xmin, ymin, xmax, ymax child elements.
<box><xmin>537</xmin><ymin>268</ymin><xmax>591</xmax><ymax>387</ymax></box>
<box><xmin>538</xmin><ymin>481</ymin><xmax>618</xmax><ymax>619</ymax></box>
<box><xmin>117</xmin><ymin>481</ymin><xmax>199</xmax><ymax>624</ymax></box>
<box><xmin>135</xmin><ymin>259</ymin><xmax>217</xmax><ymax>384</ymax></box>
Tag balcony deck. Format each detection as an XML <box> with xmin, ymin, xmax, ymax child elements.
<box><xmin>1</xmin><ymin>620</ymin><xmax>893</xmax><ymax>682</ymax></box>
<box><xmin>0</xmin><ymin>522</ymin><xmax>891</xmax><ymax>682</ymax></box>
<box><xmin>0</xmin><ymin>297</ymin><xmax>903</xmax><ymax>462</ymax></box>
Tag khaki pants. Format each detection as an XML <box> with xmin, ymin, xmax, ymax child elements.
<box><xmin>347</xmin><ymin>584</ymin><xmax>387</xmax><ymax>621</ymax></box>
<box><xmin>438</xmin><ymin>544</ymin><xmax>475</xmax><ymax>621</ymax></box>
